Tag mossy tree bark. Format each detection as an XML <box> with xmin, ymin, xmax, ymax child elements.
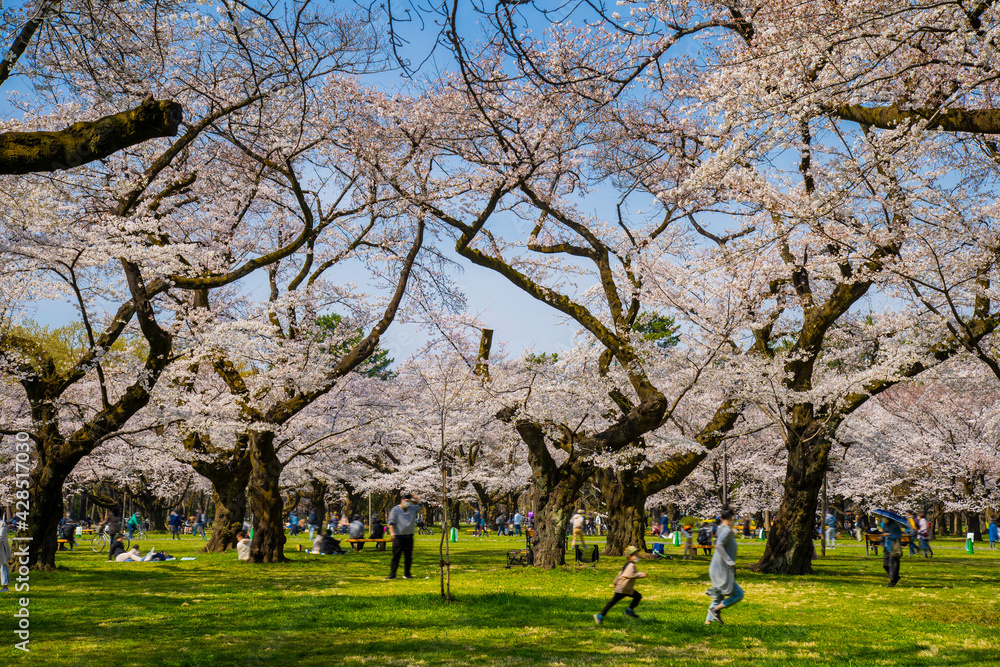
<box><xmin>0</xmin><ymin>98</ymin><xmax>182</xmax><ymax>174</ymax></box>
<box><xmin>516</xmin><ymin>421</ymin><xmax>591</xmax><ymax>568</ymax></box>
<box><xmin>600</xmin><ymin>468</ymin><xmax>649</xmax><ymax>555</ymax></box>
<box><xmin>247</xmin><ymin>430</ymin><xmax>289</xmax><ymax>563</ymax></box>
<box><xmin>193</xmin><ymin>446</ymin><xmax>252</xmax><ymax>553</ymax></box>
<box><xmin>752</xmin><ymin>418</ymin><xmax>831</xmax><ymax>575</ymax></box>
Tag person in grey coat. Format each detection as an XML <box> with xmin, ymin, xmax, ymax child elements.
<box><xmin>705</xmin><ymin>506</ymin><xmax>744</xmax><ymax>625</ymax></box>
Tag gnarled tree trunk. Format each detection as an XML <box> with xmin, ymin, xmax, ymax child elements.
<box><xmin>196</xmin><ymin>457</ymin><xmax>251</xmax><ymax>553</ymax></box>
<box><xmin>306</xmin><ymin>477</ymin><xmax>329</xmax><ymax>527</ymax></box>
<box><xmin>752</xmin><ymin>426</ymin><xmax>831</xmax><ymax>575</ymax></box>
<box><xmin>517</xmin><ymin>421</ymin><xmax>591</xmax><ymax>568</ymax></box>
<box><xmin>26</xmin><ymin>438</ymin><xmax>71</xmax><ymax>570</ymax></box>
<box><xmin>248</xmin><ymin>430</ymin><xmax>288</xmax><ymax>563</ymax></box>
<box><xmin>600</xmin><ymin>468</ymin><xmax>649</xmax><ymax>556</ymax></box>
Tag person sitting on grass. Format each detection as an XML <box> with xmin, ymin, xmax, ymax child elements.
<box><xmin>236</xmin><ymin>531</ymin><xmax>252</xmax><ymax>561</ymax></box>
<box><xmin>594</xmin><ymin>545</ymin><xmax>647</xmax><ymax>624</ymax></box>
<box><xmin>108</xmin><ymin>535</ymin><xmax>128</xmax><ymax>561</ymax></box>
<box><xmin>313</xmin><ymin>529</ymin><xmax>345</xmax><ymax>555</ymax></box>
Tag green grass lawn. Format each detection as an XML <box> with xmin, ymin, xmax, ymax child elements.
<box><xmin>2</xmin><ymin>531</ymin><xmax>997</xmax><ymax>666</ymax></box>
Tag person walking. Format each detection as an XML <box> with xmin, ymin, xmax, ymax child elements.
<box><xmin>987</xmin><ymin>519</ymin><xmax>997</xmax><ymax>550</ymax></box>
<box><xmin>513</xmin><ymin>511</ymin><xmax>522</xmax><ymax>537</ymax></box>
<box><xmin>193</xmin><ymin>509</ymin><xmax>207</xmax><ymax>540</ymax></box>
<box><xmin>168</xmin><ymin>511</ymin><xmax>182</xmax><ymax>540</ymax></box>
<box><xmin>594</xmin><ymin>546</ymin><xmax>647</xmax><ymax>624</ymax></box>
<box><xmin>882</xmin><ymin>517</ymin><xmax>903</xmax><ymax>587</ymax></box>
<box><xmin>824</xmin><ymin>510</ymin><xmax>836</xmax><ymax>549</ymax></box>
<box><xmin>386</xmin><ymin>493</ymin><xmax>423</xmax><ymax>580</ymax></box>
<box><xmin>308</xmin><ymin>510</ymin><xmax>319</xmax><ymax>541</ymax></box>
<box><xmin>917</xmin><ymin>513</ymin><xmax>932</xmax><ymax>556</ymax></box>
<box><xmin>705</xmin><ymin>507</ymin><xmax>744</xmax><ymax>625</ymax></box>
<box><xmin>570</xmin><ymin>510</ymin><xmax>586</xmax><ymax>549</ymax></box>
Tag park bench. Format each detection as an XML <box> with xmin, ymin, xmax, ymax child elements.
<box><xmin>696</xmin><ymin>543</ymin><xmax>715</xmax><ymax>556</ymax></box>
<box><xmin>346</xmin><ymin>538</ymin><xmax>391</xmax><ymax>552</ymax></box>
<box><xmin>864</xmin><ymin>533</ymin><xmax>911</xmax><ymax>556</ymax></box>
<box><xmin>57</xmin><ymin>538</ymin><xmax>74</xmax><ymax>550</ymax></box>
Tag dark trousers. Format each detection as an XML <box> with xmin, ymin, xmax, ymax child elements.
<box><xmin>389</xmin><ymin>534</ymin><xmax>414</xmax><ymax>578</ymax></box>
<box><xmin>883</xmin><ymin>551</ymin><xmax>900</xmax><ymax>584</ymax></box>
<box><xmin>600</xmin><ymin>591</ymin><xmax>642</xmax><ymax>616</ymax></box>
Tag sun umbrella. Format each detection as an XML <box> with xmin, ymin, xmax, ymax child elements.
<box><xmin>871</xmin><ymin>509</ymin><xmax>909</xmax><ymax>527</ymax></box>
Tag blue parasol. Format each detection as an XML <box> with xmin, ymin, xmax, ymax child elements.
<box><xmin>871</xmin><ymin>509</ymin><xmax>910</xmax><ymax>527</ymax></box>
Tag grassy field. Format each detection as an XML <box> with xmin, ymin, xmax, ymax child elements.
<box><xmin>2</xmin><ymin>530</ymin><xmax>997</xmax><ymax>666</ymax></box>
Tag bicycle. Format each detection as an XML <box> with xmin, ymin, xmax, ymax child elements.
<box><xmin>91</xmin><ymin>527</ymin><xmax>129</xmax><ymax>553</ymax></box>
<box><xmin>417</xmin><ymin>524</ymin><xmax>434</xmax><ymax>535</ymax></box>
<box><xmin>128</xmin><ymin>525</ymin><xmax>149</xmax><ymax>541</ymax></box>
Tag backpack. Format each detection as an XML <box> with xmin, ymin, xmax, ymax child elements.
<box><xmin>698</xmin><ymin>526</ymin><xmax>713</xmax><ymax>545</ymax></box>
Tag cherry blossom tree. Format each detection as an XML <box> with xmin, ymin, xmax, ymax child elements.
<box><xmin>0</xmin><ymin>0</ymin><xmax>392</xmax><ymax>569</ymax></box>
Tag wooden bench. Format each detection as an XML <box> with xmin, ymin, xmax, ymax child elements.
<box><xmin>864</xmin><ymin>533</ymin><xmax>911</xmax><ymax>556</ymax></box>
<box><xmin>696</xmin><ymin>543</ymin><xmax>715</xmax><ymax>555</ymax></box>
<box><xmin>346</xmin><ymin>538</ymin><xmax>391</xmax><ymax>552</ymax></box>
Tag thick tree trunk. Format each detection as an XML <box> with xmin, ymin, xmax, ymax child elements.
<box><xmin>444</xmin><ymin>499</ymin><xmax>462</xmax><ymax>529</ymax></box>
<box><xmin>195</xmin><ymin>458</ymin><xmax>251</xmax><ymax>553</ymax></box>
<box><xmin>517</xmin><ymin>423</ymin><xmax>591</xmax><ymax>568</ymax></box>
<box><xmin>307</xmin><ymin>478</ymin><xmax>328</xmax><ymax>527</ymax></box>
<box><xmin>26</xmin><ymin>457</ymin><xmax>69</xmax><ymax>570</ymax></box>
<box><xmin>967</xmin><ymin>512</ymin><xmax>982</xmax><ymax>541</ymax></box>
<box><xmin>341</xmin><ymin>481</ymin><xmax>364</xmax><ymax>520</ymax></box>
<box><xmin>752</xmin><ymin>429</ymin><xmax>830</xmax><ymax>575</ymax></box>
<box><xmin>529</xmin><ymin>488</ymin><xmax>576</xmax><ymax>568</ymax></box>
<box><xmin>600</xmin><ymin>469</ymin><xmax>649</xmax><ymax>556</ymax></box>
<box><xmin>147</xmin><ymin>505</ymin><xmax>168</xmax><ymax>532</ymax></box>
<box><xmin>247</xmin><ymin>431</ymin><xmax>288</xmax><ymax>563</ymax></box>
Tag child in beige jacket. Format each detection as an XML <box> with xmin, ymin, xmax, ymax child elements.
<box><xmin>594</xmin><ymin>546</ymin><xmax>647</xmax><ymax>624</ymax></box>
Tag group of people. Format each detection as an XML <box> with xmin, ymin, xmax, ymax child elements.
<box><xmin>470</xmin><ymin>510</ymin><xmax>530</xmax><ymax>537</ymax></box>
<box><xmin>167</xmin><ymin>509</ymin><xmax>207</xmax><ymax>540</ymax></box>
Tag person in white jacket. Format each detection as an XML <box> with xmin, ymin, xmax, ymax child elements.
<box><xmin>0</xmin><ymin>516</ymin><xmax>11</xmax><ymax>592</ymax></box>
